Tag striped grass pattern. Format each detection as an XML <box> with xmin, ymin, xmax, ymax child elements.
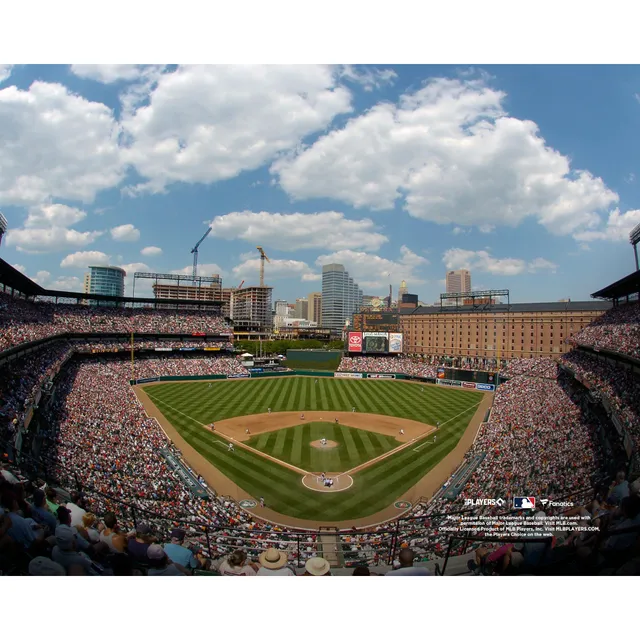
<box><xmin>246</xmin><ymin>421</ymin><xmax>399</xmax><ymax>473</ymax></box>
<box><xmin>143</xmin><ymin>378</ymin><xmax>481</xmax><ymax>521</ymax></box>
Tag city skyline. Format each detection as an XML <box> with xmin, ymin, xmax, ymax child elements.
<box><xmin>1</xmin><ymin>65</ymin><xmax>639</xmax><ymax>306</ymax></box>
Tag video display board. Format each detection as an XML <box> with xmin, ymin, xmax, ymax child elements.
<box><xmin>363</xmin><ymin>332</ymin><xmax>389</xmax><ymax>353</ymax></box>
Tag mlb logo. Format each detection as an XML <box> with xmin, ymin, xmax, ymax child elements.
<box><xmin>513</xmin><ymin>497</ymin><xmax>536</xmax><ymax>510</ymax></box>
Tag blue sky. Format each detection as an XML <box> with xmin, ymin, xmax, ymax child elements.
<box><xmin>1</xmin><ymin>64</ymin><xmax>639</xmax><ymax>304</ymax></box>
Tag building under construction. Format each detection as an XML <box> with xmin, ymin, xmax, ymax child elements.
<box><xmin>232</xmin><ymin>286</ymin><xmax>273</xmax><ymax>332</ymax></box>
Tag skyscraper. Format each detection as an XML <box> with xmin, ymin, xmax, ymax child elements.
<box><xmin>321</xmin><ymin>264</ymin><xmax>363</xmax><ymax>330</ymax></box>
<box><xmin>446</xmin><ymin>269</ymin><xmax>471</xmax><ymax>294</ymax></box>
<box><xmin>84</xmin><ymin>266</ymin><xmax>126</xmax><ymax>304</ymax></box>
<box><xmin>294</xmin><ymin>297</ymin><xmax>309</xmax><ymax>319</ymax></box>
<box><xmin>307</xmin><ymin>292</ymin><xmax>322</xmax><ymax>324</ymax></box>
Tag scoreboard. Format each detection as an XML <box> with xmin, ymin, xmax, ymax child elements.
<box><xmin>347</xmin><ymin>331</ymin><xmax>403</xmax><ymax>354</ymax></box>
<box><xmin>351</xmin><ymin>312</ymin><xmax>399</xmax><ymax>333</ymax></box>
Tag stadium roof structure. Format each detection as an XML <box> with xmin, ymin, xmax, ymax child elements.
<box><xmin>0</xmin><ymin>258</ymin><xmax>223</xmax><ymax>307</ymax></box>
<box><xmin>401</xmin><ymin>300</ymin><xmax>612</xmax><ymax>316</ymax></box>
<box><xmin>591</xmin><ymin>270</ymin><xmax>640</xmax><ymax>301</ymax></box>
<box><xmin>0</xmin><ymin>258</ymin><xmax>45</xmax><ymax>296</ymax></box>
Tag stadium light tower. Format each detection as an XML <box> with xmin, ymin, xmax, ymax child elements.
<box><xmin>630</xmin><ymin>222</ymin><xmax>640</xmax><ymax>271</ymax></box>
<box><xmin>190</xmin><ymin>227</ymin><xmax>212</xmax><ymax>281</ymax></box>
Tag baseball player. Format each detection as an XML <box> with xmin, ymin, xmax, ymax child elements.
<box><xmin>434</xmin><ymin>435</ymin><xmax>437</xmax><ymax>443</ymax></box>
<box><xmin>300</xmin><ymin>413</ymin><xmax>305</xmax><ymax>420</ymax></box>
<box><xmin>268</xmin><ymin>408</ymin><xmax>271</xmax><ymax>414</ymax></box>
<box><xmin>436</xmin><ymin>420</ymin><xmax>441</xmax><ymax>428</ymax></box>
<box><xmin>321</xmin><ymin>438</ymin><xmax>327</xmax><ymax>446</ymax></box>
<box><xmin>399</xmin><ymin>429</ymin><xmax>405</xmax><ymax>436</ymax></box>
<box><xmin>315</xmin><ymin>379</ymin><xmax>318</xmax><ymax>384</ymax></box>
<box><xmin>228</xmin><ymin>443</ymin><xmax>234</xmax><ymax>452</ymax></box>
<box><xmin>352</xmin><ymin>407</ymin><xmax>356</xmax><ymax>413</ymax></box>
<box><xmin>210</xmin><ymin>423</ymin><xmax>215</xmax><ymax>431</ymax></box>
<box><xmin>208</xmin><ymin>383</ymin><xmax>212</xmax><ymax>388</ymax></box>
<box><xmin>335</xmin><ymin>417</ymin><xmax>339</xmax><ymax>424</ymax></box>
<box><xmin>260</xmin><ymin>497</ymin><xmax>265</xmax><ymax>508</ymax></box>
<box><xmin>245</xmin><ymin>428</ymin><xmax>250</xmax><ymax>435</ymax></box>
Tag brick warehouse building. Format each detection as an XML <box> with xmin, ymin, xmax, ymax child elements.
<box><xmin>399</xmin><ymin>300</ymin><xmax>612</xmax><ymax>360</ymax></box>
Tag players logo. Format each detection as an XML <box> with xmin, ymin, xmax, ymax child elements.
<box><xmin>239</xmin><ymin>499</ymin><xmax>257</xmax><ymax>508</ymax></box>
<box><xmin>513</xmin><ymin>497</ymin><xmax>536</xmax><ymax>510</ymax></box>
<box><xmin>394</xmin><ymin>501</ymin><xmax>412</xmax><ymax>509</ymax></box>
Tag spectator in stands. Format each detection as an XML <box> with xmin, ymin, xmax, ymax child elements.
<box><xmin>28</xmin><ymin>556</ymin><xmax>66</xmax><ymax>576</ymax></box>
<box><xmin>146</xmin><ymin>544</ymin><xmax>190</xmax><ymax>576</ymax></box>
<box><xmin>163</xmin><ymin>528</ymin><xmax>202</xmax><ymax>571</ymax></box>
<box><xmin>127</xmin><ymin>523</ymin><xmax>156</xmax><ymax>563</ymax></box>
<box><xmin>1</xmin><ymin>489</ymin><xmax>41</xmax><ymax>550</ymax></box>
<box><xmin>352</xmin><ymin>565</ymin><xmax>372</xmax><ymax>576</ymax></box>
<box><xmin>608</xmin><ymin>471</ymin><xmax>630</xmax><ymax>506</ymax></box>
<box><xmin>386</xmin><ymin>549</ymin><xmax>432</xmax><ymax>576</ymax></box>
<box><xmin>257</xmin><ymin>548</ymin><xmax>296</xmax><ymax>576</ymax></box>
<box><xmin>304</xmin><ymin>556</ymin><xmax>331</xmax><ymax>576</ymax></box>
<box><xmin>51</xmin><ymin>526</ymin><xmax>96</xmax><ymax>575</ymax></box>
<box><xmin>218</xmin><ymin>549</ymin><xmax>259</xmax><ymax>576</ymax></box>
<box><xmin>29</xmin><ymin>489</ymin><xmax>58</xmax><ymax>534</ymax></box>
<box><xmin>99</xmin><ymin>512</ymin><xmax>127</xmax><ymax>553</ymax></box>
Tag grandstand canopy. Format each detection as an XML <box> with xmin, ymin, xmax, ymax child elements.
<box><xmin>591</xmin><ymin>270</ymin><xmax>640</xmax><ymax>301</ymax></box>
<box><xmin>0</xmin><ymin>258</ymin><xmax>45</xmax><ymax>296</ymax></box>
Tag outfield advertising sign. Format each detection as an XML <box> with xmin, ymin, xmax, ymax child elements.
<box><xmin>388</xmin><ymin>332</ymin><xmax>403</xmax><ymax>353</ymax></box>
<box><xmin>137</xmin><ymin>377</ymin><xmax>159</xmax><ymax>383</ymax></box>
<box><xmin>179</xmin><ymin>347</ymin><xmax>196</xmax><ymax>351</ymax></box>
<box><xmin>155</xmin><ymin>347</ymin><xmax>172</xmax><ymax>351</ymax></box>
<box><xmin>335</xmin><ymin>372</ymin><xmax>364</xmax><ymax>379</ymax></box>
<box><xmin>476</xmin><ymin>383</ymin><xmax>495</xmax><ymax>391</ymax></box>
<box><xmin>348</xmin><ymin>332</ymin><xmax>363</xmax><ymax>353</ymax></box>
<box><xmin>227</xmin><ymin>373</ymin><xmax>251</xmax><ymax>379</ymax></box>
<box><xmin>462</xmin><ymin>382</ymin><xmax>477</xmax><ymax>389</ymax></box>
<box><xmin>367</xmin><ymin>373</ymin><xmax>396</xmax><ymax>379</ymax></box>
<box><xmin>437</xmin><ymin>378</ymin><xmax>462</xmax><ymax>387</ymax></box>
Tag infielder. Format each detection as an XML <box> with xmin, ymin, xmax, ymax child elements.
<box><xmin>300</xmin><ymin>413</ymin><xmax>305</xmax><ymax>420</ymax></box>
<box><xmin>245</xmin><ymin>428</ymin><xmax>250</xmax><ymax>435</ymax></box>
<box><xmin>228</xmin><ymin>443</ymin><xmax>234</xmax><ymax>452</ymax></box>
<box><xmin>399</xmin><ymin>429</ymin><xmax>404</xmax><ymax>436</ymax></box>
<box><xmin>268</xmin><ymin>408</ymin><xmax>271</xmax><ymax>414</ymax></box>
<box><xmin>352</xmin><ymin>407</ymin><xmax>356</xmax><ymax>413</ymax></box>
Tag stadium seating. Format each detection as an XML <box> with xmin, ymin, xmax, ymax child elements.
<box><xmin>0</xmin><ymin>292</ymin><xmax>233</xmax><ymax>352</ymax></box>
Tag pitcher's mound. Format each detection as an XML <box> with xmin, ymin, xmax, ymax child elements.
<box><xmin>310</xmin><ymin>439</ymin><xmax>339</xmax><ymax>449</ymax></box>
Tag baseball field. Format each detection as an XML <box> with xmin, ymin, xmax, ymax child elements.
<box><xmin>138</xmin><ymin>377</ymin><xmax>488</xmax><ymax>525</ymax></box>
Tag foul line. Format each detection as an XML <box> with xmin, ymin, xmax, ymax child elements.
<box><xmin>144</xmin><ymin>391</ymin><xmax>311</xmax><ymax>476</ymax></box>
<box><xmin>412</xmin><ymin>401</ymin><xmax>483</xmax><ymax>452</ymax></box>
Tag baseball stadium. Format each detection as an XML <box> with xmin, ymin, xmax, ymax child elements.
<box><xmin>1</xmin><ymin>244</ymin><xmax>640</xmax><ymax>578</ymax></box>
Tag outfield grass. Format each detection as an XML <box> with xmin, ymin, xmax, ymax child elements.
<box><xmin>246</xmin><ymin>421</ymin><xmax>399</xmax><ymax>473</ymax></box>
<box><xmin>143</xmin><ymin>377</ymin><xmax>482</xmax><ymax>521</ymax></box>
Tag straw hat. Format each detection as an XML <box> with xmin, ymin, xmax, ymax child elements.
<box><xmin>305</xmin><ymin>556</ymin><xmax>331</xmax><ymax>576</ymax></box>
<box><xmin>259</xmin><ymin>547</ymin><xmax>288</xmax><ymax>570</ymax></box>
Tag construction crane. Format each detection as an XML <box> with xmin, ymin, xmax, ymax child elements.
<box><xmin>256</xmin><ymin>246</ymin><xmax>270</xmax><ymax>287</ymax></box>
<box><xmin>236</xmin><ymin>280</ymin><xmax>244</xmax><ymax>290</ymax></box>
<box><xmin>190</xmin><ymin>227</ymin><xmax>212</xmax><ymax>281</ymax></box>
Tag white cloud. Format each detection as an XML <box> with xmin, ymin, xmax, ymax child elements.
<box><xmin>0</xmin><ymin>81</ymin><xmax>124</xmax><ymax>205</ymax></box>
<box><xmin>340</xmin><ymin>66</ymin><xmax>397</xmax><ymax>92</ymax></box>
<box><xmin>443</xmin><ymin>248</ymin><xmax>557</xmax><ymax>276</ymax></box>
<box><xmin>110</xmin><ymin>223</ymin><xmax>140</xmax><ymax>242</ymax></box>
<box><xmin>232</xmin><ymin>257</ymin><xmax>317</xmax><ymax>283</ymax></box>
<box><xmin>70</xmin><ymin>64</ymin><xmax>149</xmax><ymax>84</ymax></box>
<box><xmin>121</xmin><ymin>65</ymin><xmax>352</xmax><ymax>194</ymax></box>
<box><xmin>452</xmin><ymin>226</ymin><xmax>470</xmax><ymax>235</ymax></box>
<box><xmin>141</xmin><ymin>246</ymin><xmax>163</xmax><ymax>256</ymax></box>
<box><xmin>171</xmin><ymin>263</ymin><xmax>226</xmax><ymax>278</ymax></box>
<box><xmin>315</xmin><ymin>246</ymin><xmax>429</xmax><ymax>290</ymax></box>
<box><xmin>11</xmin><ymin>263</ymin><xmax>26</xmax><ymax>273</ymax></box>
<box><xmin>273</xmin><ymin>76</ymin><xmax>621</xmax><ymax>239</ymax></box>
<box><xmin>33</xmin><ymin>270</ymin><xmax>51</xmax><ymax>285</ymax></box>
<box><xmin>0</xmin><ymin>65</ymin><xmax>13</xmax><ymax>84</ymax></box>
<box><xmin>7</xmin><ymin>227</ymin><xmax>103</xmax><ymax>254</ymax></box>
<box><xmin>209</xmin><ymin>211</ymin><xmax>387</xmax><ymax>251</ymax></box>
<box><xmin>573</xmin><ymin>209</ymin><xmax>640</xmax><ymax>243</ymax></box>
<box><xmin>302</xmin><ymin>273</ymin><xmax>322</xmax><ymax>281</ymax></box>
<box><xmin>51</xmin><ymin>275</ymin><xmax>81</xmax><ymax>291</ymax></box>
<box><xmin>4</xmin><ymin>203</ymin><xmax>103</xmax><ymax>253</ymax></box>
<box><xmin>60</xmin><ymin>250</ymin><xmax>110</xmax><ymax>269</ymax></box>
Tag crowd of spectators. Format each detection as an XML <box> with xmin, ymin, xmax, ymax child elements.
<box><xmin>567</xmin><ymin>302</ymin><xmax>640</xmax><ymax>359</ymax></box>
<box><xmin>132</xmin><ymin>356</ymin><xmax>249</xmax><ymax>378</ymax></box>
<box><xmin>338</xmin><ymin>355</ymin><xmax>438</xmax><ymax>377</ymax></box>
<box><xmin>562</xmin><ymin>350</ymin><xmax>640</xmax><ymax>453</ymax></box>
<box><xmin>0</xmin><ymin>292</ymin><xmax>232</xmax><ymax>352</ymax></box>
<box><xmin>74</xmin><ymin>339</ymin><xmax>234</xmax><ymax>352</ymax></box>
<box><xmin>499</xmin><ymin>357</ymin><xmax>559</xmax><ymax>379</ymax></box>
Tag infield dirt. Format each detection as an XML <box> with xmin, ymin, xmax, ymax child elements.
<box><xmin>134</xmin><ymin>386</ymin><xmax>493</xmax><ymax>530</ymax></box>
